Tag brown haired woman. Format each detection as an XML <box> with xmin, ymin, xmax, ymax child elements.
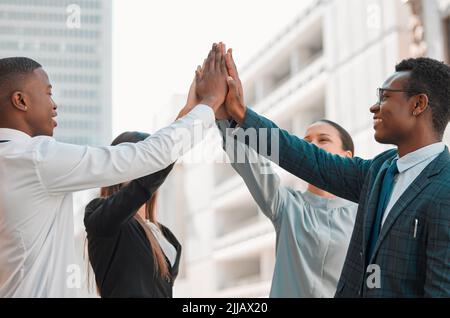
<box><xmin>84</xmin><ymin>131</ymin><xmax>179</xmax><ymax>298</ymax></box>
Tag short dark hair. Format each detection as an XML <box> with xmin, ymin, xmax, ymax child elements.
<box><xmin>395</xmin><ymin>57</ymin><xmax>450</xmax><ymax>137</ymax></box>
<box><xmin>110</xmin><ymin>131</ymin><xmax>150</xmax><ymax>146</ymax></box>
<box><xmin>314</xmin><ymin>119</ymin><xmax>355</xmax><ymax>156</ymax></box>
<box><xmin>0</xmin><ymin>57</ymin><xmax>42</xmax><ymax>91</ymax></box>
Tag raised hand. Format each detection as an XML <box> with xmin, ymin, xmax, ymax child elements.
<box><xmin>195</xmin><ymin>43</ymin><xmax>229</xmax><ymax>113</ymax></box>
<box><xmin>175</xmin><ymin>71</ymin><xmax>201</xmax><ymax>120</ymax></box>
<box><xmin>224</xmin><ymin>48</ymin><xmax>247</xmax><ymax>124</ymax></box>
<box><xmin>214</xmin><ymin>43</ymin><xmax>232</xmax><ymax>120</ymax></box>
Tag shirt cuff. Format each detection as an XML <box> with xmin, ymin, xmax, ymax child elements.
<box><xmin>240</xmin><ymin>107</ymin><xmax>262</xmax><ymax>130</ymax></box>
<box><xmin>188</xmin><ymin>104</ymin><xmax>215</xmax><ymax>128</ymax></box>
<box><xmin>215</xmin><ymin>119</ymin><xmax>241</xmax><ymax>136</ymax></box>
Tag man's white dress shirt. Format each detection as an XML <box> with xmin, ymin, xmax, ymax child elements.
<box><xmin>0</xmin><ymin>105</ymin><xmax>214</xmax><ymax>297</ymax></box>
<box><xmin>381</xmin><ymin>142</ymin><xmax>446</xmax><ymax>226</ymax></box>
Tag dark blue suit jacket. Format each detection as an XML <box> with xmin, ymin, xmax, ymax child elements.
<box><xmin>237</xmin><ymin>107</ymin><xmax>450</xmax><ymax>297</ymax></box>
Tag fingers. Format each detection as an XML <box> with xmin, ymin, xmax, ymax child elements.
<box><xmin>220</xmin><ymin>42</ymin><xmax>226</xmax><ymax>55</ymax></box>
<box><xmin>229</xmin><ymin>49</ymin><xmax>238</xmax><ymax>75</ymax></box>
<box><xmin>196</xmin><ymin>65</ymin><xmax>203</xmax><ymax>78</ymax></box>
<box><xmin>220</xmin><ymin>53</ymin><xmax>228</xmax><ymax>76</ymax></box>
<box><xmin>224</xmin><ymin>76</ymin><xmax>240</xmax><ymax>117</ymax></box>
<box><xmin>202</xmin><ymin>59</ymin><xmax>206</xmax><ymax>70</ymax></box>
<box><xmin>195</xmin><ymin>42</ymin><xmax>230</xmax><ymax>110</ymax></box>
<box><xmin>227</xmin><ymin>73</ymin><xmax>244</xmax><ymax>107</ymax></box>
<box><xmin>226</xmin><ymin>48</ymin><xmax>239</xmax><ymax>79</ymax></box>
<box><xmin>206</xmin><ymin>43</ymin><xmax>216</xmax><ymax>72</ymax></box>
<box><xmin>191</xmin><ymin>71</ymin><xmax>198</xmax><ymax>88</ymax></box>
<box><xmin>214</xmin><ymin>43</ymin><xmax>222</xmax><ymax>71</ymax></box>
<box><xmin>218</xmin><ymin>42</ymin><xmax>228</xmax><ymax>76</ymax></box>
<box><xmin>186</xmin><ymin>72</ymin><xmax>199</xmax><ymax>109</ymax></box>
<box><xmin>204</xmin><ymin>42</ymin><xmax>227</xmax><ymax>73</ymax></box>
<box><xmin>225</xmin><ymin>49</ymin><xmax>244</xmax><ymax>98</ymax></box>
<box><xmin>220</xmin><ymin>58</ymin><xmax>228</xmax><ymax>77</ymax></box>
<box><xmin>227</xmin><ymin>76</ymin><xmax>238</xmax><ymax>95</ymax></box>
<box><xmin>225</xmin><ymin>52</ymin><xmax>234</xmax><ymax>78</ymax></box>
<box><xmin>195</xmin><ymin>65</ymin><xmax>202</xmax><ymax>89</ymax></box>
<box><xmin>195</xmin><ymin>67</ymin><xmax>201</xmax><ymax>81</ymax></box>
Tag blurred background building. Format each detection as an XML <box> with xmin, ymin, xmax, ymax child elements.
<box><xmin>156</xmin><ymin>0</ymin><xmax>450</xmax><ymax>297</ymax></box>
<box><xmin>0</xmin><ymin>0</ymin><xmax>112</xmax><ymax>146</ymax></box>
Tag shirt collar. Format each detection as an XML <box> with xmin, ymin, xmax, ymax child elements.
<box><xmin>303</xmin><ymin>191</ymin><xmax>353</xmax><ymax>210</ymax></box>
<box><xmin>396</xmin><ymin>142</ymin><xmax>446</xmax><ymax>173</ymax></box>
<box><xmin>0</xmin><ymin>128</ymin><xmax>32</xmax><ymax>142</ymax></box>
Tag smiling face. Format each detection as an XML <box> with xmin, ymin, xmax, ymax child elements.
<box><xmin>369</xmin><ymin>71</ymin><xmax>418</xmax><ymax>145</ymax></box>
<box><xmin>21</xmin><ymin>68</ymin><xmax>58</xmax><ymax>137</ymax></box>
<box><xmin>303</xmin><ymin>122</ymin><xmax>352</xmax><ymax>157</ymax></box>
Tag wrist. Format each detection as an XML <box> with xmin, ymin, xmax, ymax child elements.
<box><xmin>230</xmin><ymin>103</ymin><xmax>247</xmax><ymax>124</ymax></box>
<box><xmin>200</xmin><ymin>97</ymin><xmax>221</xmax><ymax>111</ymax></box>
<box><xmin>176</xmin><ymin>104</ymin><xmax>189</xmax><ymax>120</ymax></box>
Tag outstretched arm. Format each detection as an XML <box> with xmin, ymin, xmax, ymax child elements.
<box><xmin>217</xmin><ymin>120</ymin><xmax>286</xmax><ymax>227</ymax></box>
<box><xmin>222</xmin><ymin>48</ymin><xmax>371</xmax><ymax>203</ymax></box>
<box><xmin>84</xmin><ymin>163</ymin><xmax>175</xmax><ymax>236</ymax></box>
<box><xmin>37</xmin><ymin>44</ymin><xmax>228</xmax><ymax>195</ymax></box>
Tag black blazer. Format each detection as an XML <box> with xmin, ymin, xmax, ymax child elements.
<box><xmin>84</xmin><ymin>163</ymin><xmax>181</xmax><ymax>298</ymax></box>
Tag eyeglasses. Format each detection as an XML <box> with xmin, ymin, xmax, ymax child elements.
<box><xmin>376</xmin><ymin>88</ymin><xmax>422</xmax><ymax>106</ymax></box>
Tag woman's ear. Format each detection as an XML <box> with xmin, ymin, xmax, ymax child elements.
<box><xmin>337</xmin><ymin>150</ymin><xmax>353</xmax><ymax>158</ymax></box>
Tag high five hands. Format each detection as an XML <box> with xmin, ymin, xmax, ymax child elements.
<box><xmin>177</xmin><ymin>42</ymin><xmax>247</xmax><ymax>124</ymax></box>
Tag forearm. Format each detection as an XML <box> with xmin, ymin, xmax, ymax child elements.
<box><xmin>217</xmin><ymin>120</ymin><xmax>283</xmax><ymax>220</ymax></box>
<box><xmin>39</xmin><ymin>105</ymin><xmax>214</xmax><ymax>194</ymax></box>
<box><xmin>136</xmin><ymin>163</ymin><xmax>175</xmax><ymax>193</ymax></box>
<box><xmin>236</xmin><ymin>107</ymin><xmax>371</xmax><ymax>203</ymax></box>
<box><xmin>84</xmin><ymin>181</ymin><xmax>151</xmax><ymax>235</ymax></box>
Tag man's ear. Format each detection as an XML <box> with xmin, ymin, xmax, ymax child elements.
<box><xmin>11</xmin><ymin>91</ymin><xmax>29</xmax><ymax>112</ymax></box>
<box><xmin>411</xmin><ymin>93</ymin><xmax>429</xmax><ymax>116</ymax></box>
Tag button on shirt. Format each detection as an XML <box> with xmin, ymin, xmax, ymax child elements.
<box><xmin>0</xmin><ymin>105</ymin><xmax>214</xmax><ymax>298</ymax></box>
<box><xmin>381</xmin><ymin>142</ymin><xmax>446</xmax><ymax>227</ymax></box>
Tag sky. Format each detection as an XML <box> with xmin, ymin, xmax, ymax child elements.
<box><xmin>112</xmin><ymin>0</ymin><xmax>313</xmax><ymax>137</ymax></box>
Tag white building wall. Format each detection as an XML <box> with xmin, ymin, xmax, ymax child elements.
<box><xmin>325</xmin><ymin>0</ymin><xmax>413</xmax><ymax>158</ymax></box>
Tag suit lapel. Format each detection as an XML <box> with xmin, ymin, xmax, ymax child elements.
<box><xmin>369</xmin><ymin>149</ymin><xmax>449</xmax><ymax>263</ymax></box>
<box><xmin>160</xmin><ymin>225</ymin><xmax>182</xmax><ymax>273</ymax></box>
